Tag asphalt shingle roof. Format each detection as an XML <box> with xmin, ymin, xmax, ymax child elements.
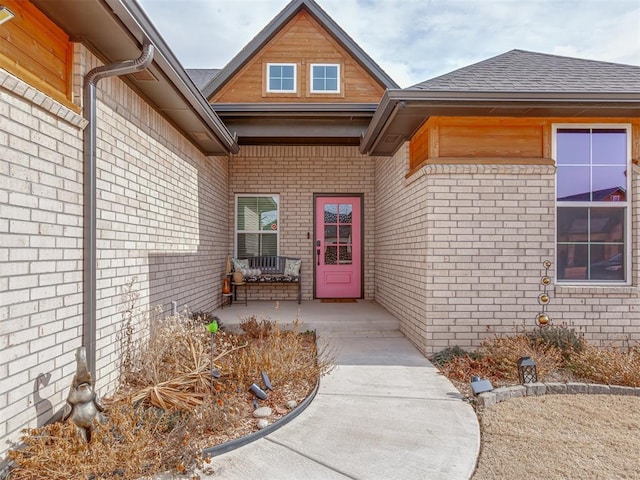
<box><xmin>409</xmin><ymin>49</ymin><xmax>640</xmax><ymax>93</ymax></box>
<box><xmin>186</xmin><ymin>69</ymin><xmax>220</xmax><ymax>90</ymax></box>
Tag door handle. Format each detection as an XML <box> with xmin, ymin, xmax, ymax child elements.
<box><xmin>317</xmin><ymin>249</ymin><xmax>320</xmax><ymax>266</ymax></box>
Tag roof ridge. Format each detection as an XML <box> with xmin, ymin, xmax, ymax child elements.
<box><xmin>407</xmin><ymin>49</ymin><xmax>640</xmax><ymax>94</ymax></box>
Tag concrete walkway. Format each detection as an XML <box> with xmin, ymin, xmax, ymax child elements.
<box><xmin>202</xmin><ymin>300</ymin><xmax>480</xmax><ymax>479</ymax></box>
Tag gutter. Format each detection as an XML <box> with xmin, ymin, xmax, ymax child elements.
<box><xmin>360</xmin><ymin>89</ymin><xmax>640</xmax><ymax>155</ymax></box>
<box><xmin>83</xmin><ymin>43</ymin><xmax>155</xmax><ymax>378</ymax></box>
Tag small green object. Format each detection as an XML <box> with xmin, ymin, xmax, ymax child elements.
<box><xmin>207</xmin><ymin>320</ymin><xmax>218</xmax><ymax>334</ymax></box>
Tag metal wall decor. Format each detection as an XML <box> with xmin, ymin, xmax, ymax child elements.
<box><xmin>535</xmin><ymin>260</ymin><xmax>552</xmax><ymax>327</ymax></box>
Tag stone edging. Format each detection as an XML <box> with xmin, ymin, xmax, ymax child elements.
<box><xmin>477</xmin><ymin>382</ymin><xmax>640</xmax><ymax>408</ymax></box>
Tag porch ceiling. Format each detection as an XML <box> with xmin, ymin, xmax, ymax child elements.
<box><xmin>361</xmin><ymin>90</ymin><xmax>640</xmax><ymax>156</ymax></box>
<box><xmin>214</xmin><ymin>103</ymin><xmax>378</xmax><ymax>145</ymax></box>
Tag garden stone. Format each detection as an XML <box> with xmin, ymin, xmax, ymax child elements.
<box><xmin>257</xmin><ymin>419</ymin><xmax>269</xmax><ymax>429</ymax></box>
<box><xmin>286</xmin><ymin>400</ymin><xmax>298</xmax><ymax>409</ymax></box>
<box><xmin>545</xmin><ymin>382</ymin><xmax>567</xmax><ymax>394</ymax></box>
<box><xmin>525</xmin><ymin>383</ymin><xmax>546</xmax><ymax>396</ymax></box>
<box><xmin>477</xmin><ymin>392</ymin><xmax>496</xmax><ymax>408</ymax></box>
<box><xmin>493</xmin><ymin>387</ymin><xmax>511</xmax><ymax>403</ymax></box>
<box><xmin>253</xmin><ymin>406</ymin><xmax>272</xmax><ymax>418</ymax></box>
<box><xmin>566</xmin><ymin>382</ymin><xmax>588</xmax><ymax>394</ymax></box>
<box><xmin>610</xmin><ymin>385</ymin><xmax>635</xmax><ymax>396</ymax></box>
<box><xmin>588</xmin><ymin>384</ymin><xmax>610</xmax><ymax>395</ymax></box>
<box><xmin>506</xmin><ymin>385</ymin><xmax>526</xmax><ymax>398</ymax></box>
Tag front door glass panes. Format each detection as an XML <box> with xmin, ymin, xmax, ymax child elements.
<box><xmin>323</xmin><ymin>202</ymin><xmax>353</xmax><ymax>265</ymax></box>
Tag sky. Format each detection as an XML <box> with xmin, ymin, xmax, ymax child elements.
<box><xmin>138</xmin><ymin>0</ymin><xmax>640</xmax><ymax>88</ymax></box>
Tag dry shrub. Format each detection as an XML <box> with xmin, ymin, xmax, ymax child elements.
<box><xmin>228</xmin><ymin>320</ymin><xmax>334</xmax><ymax>395</ymax></box>
<box><xmin>8</xmin><ymin>400</ymin><xmax>196</xmax><ymax>480</ymax></box>
<box><xmin>8</xmin><ymin>313</ymin><xmax>332</xmax><ymax>479</ymax></box>
<box><xmin>119</xmin><ymin>314</ymin><xmax>215</xmax><ymax>410</ymax></box>
<box><xmin>438</xmin><ymin>355</ymin><xmax>501</xmax><ymax>383</ymax></box>
<box><xmin>240</xmin><ymin>316</ymin><xmax>273</xmax><ymax>338</ymax></box>
<box><xmin>436</xmin><ymin>333</ymin><xmax>564</xmax><ymax>385</ymax></box>
<box><xmin>569</xmin><ymin>344</ymin><xmax>640</xmax><ymax>387</ymax></box>
<box><xmin>480</xmin><ymin>333</ymin><xmax>563</xmax><ymax>382</ymax></box>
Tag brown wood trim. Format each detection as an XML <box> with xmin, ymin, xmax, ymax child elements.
<box><xmin>425</xmin><ymin>157</ymin><xmax>555</xmax><ymax>165</ymax></box>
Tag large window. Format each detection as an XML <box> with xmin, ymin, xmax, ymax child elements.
<box><xmin>266</xmin><ymin>64</ymin><xmax>296</xmax><ymax>93</ymax></box>
<box><xmin>310</xmin><ymin>64</ymin><xmax>340</xmax><ymax>93</ymax></box>
<box><xmin>235</xmin><ymin>195</ymin><xmax>279</xmax><ymax>257</ymax></box>
<box><xmin>555</xmin><ymin>125</ymin><xmax>631</xmax><ymax>283</ymax></box>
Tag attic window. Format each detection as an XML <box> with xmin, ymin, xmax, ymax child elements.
<box><xmin>267</xmin><ymin>63</ymin><xmax>296</xmax><ymax>93</ymax></box>
<box><xmin>310</xmin><ymin>64</ymin><xmax>339</xmax><ymax>93</ymax></box>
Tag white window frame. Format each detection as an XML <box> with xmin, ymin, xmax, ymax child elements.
<box><xmin>553</xmin><ymin>123</ymin><xmax>632</xmax><ymax>286</ymax></box>
<box><xmin>310</xmin><ymin>63</ymin><xmax>340</xmax><ymax>93</ymax></box>
<box><xmin>234</xmin><ymin>194</ymin><xmax>280</xmax><ymax>257</ymax></box>
<box><xmin>266</xmin><ymin>63</ymin><xmax>297</xmax><ymax>93</ymax></box>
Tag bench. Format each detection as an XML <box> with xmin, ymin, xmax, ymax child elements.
<box><xmin>232</xmin><ymin>256</ymin><xmax>301</xmax><ymax>304</ymax></box>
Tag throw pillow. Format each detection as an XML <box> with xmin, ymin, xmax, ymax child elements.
<box><xmin>232</xmin><ymin>258</ymin><xmax>249</xmax><ymax>271</ymax></box>
<box><xmin>284</xmin><ymin>258</ymin><xmax>301</xmax><ymax>276</ymax></box>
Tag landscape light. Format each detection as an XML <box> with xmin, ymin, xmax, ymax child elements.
<box><xmin>517</xmin><ymin>356</ymin><xmax>538</xmax><ymax>384</ymax></box>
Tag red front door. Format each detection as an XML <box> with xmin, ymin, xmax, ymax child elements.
<box><xmin>315</xmin><ymin>196</ymin><xmax>362</xmax><ymax>298</ymax></box>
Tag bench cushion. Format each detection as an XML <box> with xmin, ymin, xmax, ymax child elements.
<box><xmin>245</xmin><ymin>274</ymin><xmax>299</xmax><ymax>283</ymax></box>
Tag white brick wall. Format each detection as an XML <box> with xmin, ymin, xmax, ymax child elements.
<box><xmin>0</xmin><ymin>44</ymin><xmax>230</xmax><ymax>460</ymax></box>
<box><xmin>229</xmin><ymin>145</ymin><xmax>375</xmax><ymax>301</ymax></box>
<box><xmin>421</xmin><ymin>163</ymin><xmax>556</xmax><ymax>352</ymax></box>
<box><xmin>376</xmin><ymin>149</ymin><xmax>640</xmax><ymax>355</ymax></box>
<box><xmin>1</xmin><ymin>68</ymin><xmax>86</xmax><ymax>459</ymax></box>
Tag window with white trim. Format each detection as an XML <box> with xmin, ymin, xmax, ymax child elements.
<box><xmin>266</xmin><ymin>64</ymin><xmax>296</xmax><ymax>93</ymax></box>
<box><xmin>235</xmin><ymin>195</ymin><xmax>279</xmax><ymax>257</ymax></box>
<box><xmin>310</xmin><ymin>63</ymin><xmax>339</xmax><ymax>93</ymax></box>
<box><xmin>554</xmin><ymin>125</ymin><xmax>631</xmax><ymax>284</ymax></box>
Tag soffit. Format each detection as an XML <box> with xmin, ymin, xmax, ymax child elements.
<box><xmin>30</xmin><ymin>0</ymin><xmax>238</xmax><ymax>155</ymax></box>
<box><xmin>361</xmin><ymin>91</ymin><xmax>640</xmax><ymax>156</ymax></box>
<box><xmin>214</xmin><ymin>103</ymin><xmax>377</xmax><ymax>145</ymax></box>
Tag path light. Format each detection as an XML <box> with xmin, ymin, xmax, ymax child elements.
<box><xmin>250</xmin><ymin>383</ymin><xmax>268</xmax><ymax>400</ymax></box>
<box><xmin>261</xmin><ymin>371</ymin><xmax>273</xmax><ymax>391</ymax></box>
<box><xmin>517</xmin><ymin>356</ymin><xmax>538</xmax><ymax>384</ymax></box>
<box><xmin>470</xmin><ymin>376</ymin><xmax>493</xmax><ymax>395</ymax></box>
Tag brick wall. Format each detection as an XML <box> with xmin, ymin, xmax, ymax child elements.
<box><xmin>229</xmin><ymin>145</ymin><xmax>375</xmax><ymax>301</ymax></box>
<box><xmin>0</xmin><ymin>44</ymin><xmax>230</xmax><ymax>461</ymax></box>
<box><xmin>374</xmin><ymin>144</ymin><xmax>431</xmax><ymax>353</ymax></box>
<box><xmin>0</xmin><ymin>68</ymin><xmax>86</xmax><ymax>461</ymax></box>
<box><xmin>421</xmin><ymin>163</ymin><xmax>556</xmax><ymax>352</ymax></box>
<box><xmin>376</xmin><ymin>151</ymin><xmax>640</xmax><ymax>355</ymax></box>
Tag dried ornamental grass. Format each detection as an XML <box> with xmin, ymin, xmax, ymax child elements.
<box><xmin>480</xmin><ymin>333</ymin><xmax>564</xmax><ymax>382</ymax></box>
<box><xmin>8</xmin><ymin>313</ymin><xmax>332</xmax><ymax>479</ymax></box>
<box><xmin>569</xmin><ymin>344</ymin><xmax>640</xmax><ymax>387</ymax></box>
<box><xmin>8</xmin><ymin>400</ymin><xmax>196</xmax><ymax>480</ymax></box>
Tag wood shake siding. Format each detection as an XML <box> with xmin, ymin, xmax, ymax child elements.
<box><xmin>210</xmin><ymin>10</ymin><xmax>385</xmax><ymax>103</ymax></box>
<box><xmin>0</xmin><ymin>0</ymin><xmax>74</xmax><ymax>109</ymax></box>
